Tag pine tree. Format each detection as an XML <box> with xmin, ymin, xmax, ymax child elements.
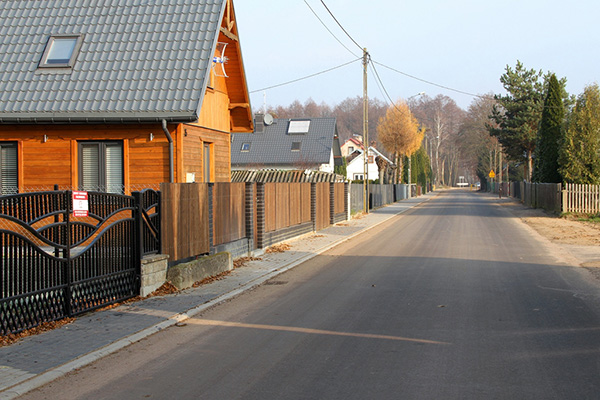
<box><xmin>488</xmin><ymin>61</ymin><xmax>545</xmax><ymax>181</ymax></box>
<box><xmin>559</xmin><ymin>84</ymin><xmax>600</xmax><ymax>184</ymax></box>
<box><xmin>533</xmin><ymin>74</ymin><xmax>565</xmax><ymax>183</ymax></box>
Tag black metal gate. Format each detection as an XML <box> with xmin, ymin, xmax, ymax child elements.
<box><xmin>0</xmin><ymin>189</ymin><xmax>158</xmax><ymax>335</ymax></box>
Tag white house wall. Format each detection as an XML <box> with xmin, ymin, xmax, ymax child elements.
<box><xmin>346</xmin><ymin>152</ymin><xmax>379</xmax><ymax>181</ymax></box>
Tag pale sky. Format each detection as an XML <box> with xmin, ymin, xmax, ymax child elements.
<box><xmin>234</xmin><ymin>0</ymin><xmax>599</xmax><ymax>112</ymax></box>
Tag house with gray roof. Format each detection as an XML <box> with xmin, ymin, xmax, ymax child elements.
<box><xmin>0</xmin><ymin>0</ymin><xmax>253</xmax><ymax>194</ymax></box>
<box><xmin>231</xmin><ymin>116</ymin><xmax>343</xmax><ymax>174</ymax></box>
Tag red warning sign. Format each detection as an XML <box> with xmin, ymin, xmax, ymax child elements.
<box><xmin>72</xmin><ymin>191</ymin><xmax>89</xmax><ymax>217</ymax></box>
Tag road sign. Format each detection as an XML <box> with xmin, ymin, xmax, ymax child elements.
<box><xmin>72</xmin><ymin>191</ymin><xmax>89</xmax><ymax>217</ymax></box>
<box><xmin>489</xmin><ymin>170</ymin><xmax>496</xmax><ymax>178</ymax></box>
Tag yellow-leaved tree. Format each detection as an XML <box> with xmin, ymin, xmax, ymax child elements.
<box><xmin>377</xmin><ymin>101</ymin><xmax>424</xmax><ymax>183</ymax></box>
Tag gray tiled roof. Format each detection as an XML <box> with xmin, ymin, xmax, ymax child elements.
<box><xmin>0</xmin><ymin>0</ymin><xmax>225</xmax><ymax>123</ymax></box>
<box><xmin>231</xmin><ymin>117</ymin><xmax>338</xmax><ymax>167</ymax></box>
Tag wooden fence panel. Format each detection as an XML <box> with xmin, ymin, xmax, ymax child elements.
<box><xmin>275</xmin><ymin>183</ymin><xmax>290</xmax><ymax>230</ymax></box>
<box><xmin>264</xmin><ymin>183</ymin><xmax>276</xmax><ymax>233</ymax></box>
<box><xmin>289</xmin><ymin>183</ymin><xmax>301</xmax><ymax>226</ymax></box>
<box><xmin>315</xmin><ymin>182</ymin><xmax>330</xmax><ymax>231</ymax></box>
<box><xmin>161</xmin><ymin>183</ymin><xmax>209</xmax><ymax>263</ymax></box>
<box><xmin>213</xmin><ymin>182</ymin><xmax>246</xmax><ymax>246</ymax></box>
<box><xmin>334</xmin><ymin>183</ymin><xmax>345</xmax><ymax>214</ymax></box>
<box><xmin>565</xmin><ymin>183</ymin><xmax>600</xmax><ymax>214</ymax></box>
<box><xmin>301</xmin><ymin>183</ymin><xmax>311</xmax><ymax>223</ymax></box>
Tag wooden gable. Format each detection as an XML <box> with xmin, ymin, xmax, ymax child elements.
<box><xmin>196</xmin><ymin>0</ymin><xmax>253</xmax><ymax>134</ymax></box>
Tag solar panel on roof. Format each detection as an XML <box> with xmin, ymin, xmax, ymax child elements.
<box><xmin>288</xmin><ymin>120</ymin><xmax>310</xmax><ymax>134</ymax></box>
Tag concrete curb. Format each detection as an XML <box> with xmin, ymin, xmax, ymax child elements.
<box><xmin>0</xmin><ymin>194</ymin><xmax>435</xmax><ymax>399</ymax></box>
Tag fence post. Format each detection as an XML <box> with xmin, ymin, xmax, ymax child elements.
<box><xmin>245</xmin><ymin>182</ymin><xmax>255</xmax><ymax>253</ymax></box>
<box><xmin>311</xmin><ymin>182</ymin><xmax>316</xmax><ymax>232</ymax></box>
<box><xmin>329</xmin><ymin>182</ymin><xmax>335</xmax><ymax>225</ymax></box>
<box><xmin>562</xmin><ymin>183</ymin><xmax>568</xmax><ymax>214</ymax></box>
<box><xmin>345</xmin><ymin>182</ymin><xmax>350</xmax><ymax>221</ymax></box>
<box><xmin>256</xmin><ymin>183</ymin><xmax>265</xmax><ymax>249</ymax></box>
<box><xmin>64</xmin><ymin>191</ymin><xmax>72</xmax><ymax>317</ymax></box>
<box><xmin>132</xmin><ymin>191</ymin><xmax>144</xmax><ymax>261</ymax></box>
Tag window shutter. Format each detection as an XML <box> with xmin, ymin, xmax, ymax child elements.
<box><xmin>81</xmin><ymin>144</ymin><xmax>100</xmax><ymax>191</ymax></box>
<box><xmin>0</xmin><ymin>144</ymin><xmax>18</xmax><ymax>195</ymax></box>
<box><xmin>105</xmin><ymin>143</ymin><xmax>123</xmax><ymax>193</ymax></box>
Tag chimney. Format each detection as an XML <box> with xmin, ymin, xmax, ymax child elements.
<box><xmin>254</xmin><ymin>114</ymin><xmax>265</xmax><ymax>134</ymax></box>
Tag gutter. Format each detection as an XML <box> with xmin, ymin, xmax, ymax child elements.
<box><xmin>162</xmin><ymin>119</ymin><xmax>174</xmax><ymax>183</ymax></box>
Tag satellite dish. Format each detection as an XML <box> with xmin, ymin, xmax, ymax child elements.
<box><xmin>263</xmin><ymin>113</ymin><xmax>274</xmax><ymax>126</ymax></box>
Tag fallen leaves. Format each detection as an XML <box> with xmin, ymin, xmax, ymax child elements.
<box><xmin>233</xmin><ymin>256</ymin><xmax>262</xmax><ymax>269</ymax></box>
<box><xmin>0</xmin><ymin>318</ymin><xmax>75</xmax><ymax>347</ymax></box>
<box><xmin>265</xmin><ymin>243</ymin><xmax>291</xmax><ymax>253</ymax></box>
<box><xmin>192</xmin><ymin>270</ymin><xmax>232</xmax><ymax>287</ymax></box>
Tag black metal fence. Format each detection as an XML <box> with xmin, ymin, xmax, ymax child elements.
<box><xmin>0</xmin><ymin>188</ymin><xmax>161</xmax><ymax>335</ymax></box>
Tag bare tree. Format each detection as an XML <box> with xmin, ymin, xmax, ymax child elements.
<box><xmin>410</xmin><ymin>95</ymin><xmax>465</xmax><ymax>186</ymax></box>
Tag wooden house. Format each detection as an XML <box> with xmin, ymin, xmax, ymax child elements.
<box><xmin>0</xmin><ymin>0</ymin><xmax>253</xmax><ymax>194</ymax></box>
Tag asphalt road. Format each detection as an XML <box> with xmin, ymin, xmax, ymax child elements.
<box><xmin>20</xmin><ymin>191</ymin><xmax>600</xmax><ymax>399</ymax></box>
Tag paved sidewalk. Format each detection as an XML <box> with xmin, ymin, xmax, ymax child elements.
<box><xmin>0</xmin><ymin>193</ymin><xmax>435</xmax><ymax>399</ymax></box>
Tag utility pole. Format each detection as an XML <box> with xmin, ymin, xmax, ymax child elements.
<box><xmin>362</xmin><ymin>48</ymin><xmax>369</xmax><ymax>214</ymax></box>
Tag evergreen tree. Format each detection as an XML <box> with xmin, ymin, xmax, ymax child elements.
<box><xmin>488</xmin><ymin>61</ymin><xmax>545</xmax><ymax>181</ymax></box>
<box><xmin>559</xmin><ymin>84</ymin><xmax>600</xmax><ymax>184</ymax></box>
<box><xmin>533</xmin><ymin>74</ymin><xmax>565</xmax><ymax>183</ymax></box>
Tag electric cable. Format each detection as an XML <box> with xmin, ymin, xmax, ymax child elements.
<box><xmin>372</xmin><ymin>59</ymin><xmax>492</xmax><ymax>100</ymax></box>
<box><xmin>319</xmin><ymin>0</ymin><xmax>363</xmax><ymax>51</ymax></box>
<box><xmin>249</xmin><ymin>58</ymin><xmax>362</xmax><ymax>94</ymax></box>
<box><xmin>304</xmin><ymin>0</ymin><xmax>359</xmax><ymax>58</ymax></box>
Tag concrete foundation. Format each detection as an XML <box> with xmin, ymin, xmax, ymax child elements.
<box><xmin>166</xmin><ymin>252</ymin><xmax>233</xmax><ymax>290</ymax></box>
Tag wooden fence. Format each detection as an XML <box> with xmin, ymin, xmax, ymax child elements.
<box><xmin>264</xmin><ymin>183</ymin><xmax>311</xmax><ymax>233</ymax></box>
<box><xmin>507</xmin><ymin>182</ymin><xmax>600</xmax><ymax>215</ymax></box>
<box><xmin>563</xmin><ymin>183</ymin><xmax>600</xmax><ymax>214</ymax></box>
<box><xmin>160</xmin><ymin>182</ymin><xmax>348</xmax><ymax>265</ymax></box>
<box><xmin>161</xmin><ymin>183</ymin><xmax>210</xmax><ymax>263</ymax></box>
<box><xmin>213</xmin><ymin>183</ymin><xmax>246</xmax><ymax>245</ymax></box>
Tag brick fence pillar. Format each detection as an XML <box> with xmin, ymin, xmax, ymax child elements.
<box><xmin>245</xmin><ymin>182</ymin><xmax>255</xmax><ymax>252</ymax></box>
<box><xmin>329</xmin><ymin>182</ymin><xmax>335</xmax><ymax>225</ymax></box>
<box><xmin>310</xmin><ymin>182</ymin><xmax>316</xmax><ymax>232</ymax></box>
<box><xmin>256</xmin><ymin>183</ymin><xmax>265</xmax><ymax>249</ymax></box>
<box><xmin>344</xmin><ymin>182</ymin><xmax>349</xmax><ymax>221</ymax></box>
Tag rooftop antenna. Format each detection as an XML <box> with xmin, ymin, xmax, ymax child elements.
<box><xmin>263</xmin><ymin>91</ymin><xmax>267</xmax><ymax>114</ymax></box>
<box><xmin>212</xmin><ymin>42</ymin><xmax>229</xmax><ymax>77</ymax></box>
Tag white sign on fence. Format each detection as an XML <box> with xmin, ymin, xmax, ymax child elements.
<box><xmin>72</xmin><ymin>191</ymin><xmax>89</xmax><ymax>217</ymax></box>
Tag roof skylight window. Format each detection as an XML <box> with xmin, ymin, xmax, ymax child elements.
<box><xmin>288</xmin><ymin>120</ymin><xmax>310</xmax><ymax>135</ymax></box>
<box><xmin>241</xmin><ymin>143</ymin><xmax>251</xmax><ymax>152</ymax></box>
<box><xmin>39</xmin><ymin>35</ymin><xmax>83</xmax><ymax>68</ymax></box>
<box><xmin>291</xmin><ymin>142</ymin><xmax>301</xmax><ymax>151</ymax></box>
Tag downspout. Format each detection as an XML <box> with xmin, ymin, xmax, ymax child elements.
<box><xmin>161</xmin><ymin>119</ymin><xmax>174</xmax><ymax>183</ymax></box>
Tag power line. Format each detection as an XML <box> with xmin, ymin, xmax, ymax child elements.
<box><xmin>304</xmin><ymin>0</ymin><xmax>359</xmax><ymax>58</ymax></box>
<box><xmin>249</xmin><ymin>58</ymin><xmax>361</xmax><ymax>94</ymax></box>
<box><xmin>372</xmin><ymin>59</ymin><xmax>492</xmax><ymax>100</ymax></box>
<box><xmin>319</xmin><ymin>0</ymin><xmax>363</xmax><ymax>51</ymax></box>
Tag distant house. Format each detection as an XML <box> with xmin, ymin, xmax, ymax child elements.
<box><xmin>341</xmin><ymin>136</ymin><xmax>365</xmax><ymax>158</ymax></box>
<box><xmin>231</xmin><ymin>116</ymin><xmax>343</xmax><ymax>174</ymax></box>
<box><xmin>346</xmin><ymin>147</ymin><xmax>395</xmax><ymax>183</ymax></box>
<box><xmin>0</xmin><ymin>0</ymin><xmax>253</xmax><ymax>194</ymax></box>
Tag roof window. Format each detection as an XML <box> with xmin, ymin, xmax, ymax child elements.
<box><xmin>39</xmin><ymin>35</ymin><xmax>83</xmax><ymax>68</ymax></box>
<box><xmin>291</xmin><ymin>142</ymin><xmax>301</xmax><ymax>151</ymax></box>
<box><xmin>241</xmin><ymin>143</ymin><xmax>251</xmax><ymax>152</ymax></box>
<box><xmin>288</xmin><ymin>120</ymin><xmax>310</xmax><ymax>135</ymax></box>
